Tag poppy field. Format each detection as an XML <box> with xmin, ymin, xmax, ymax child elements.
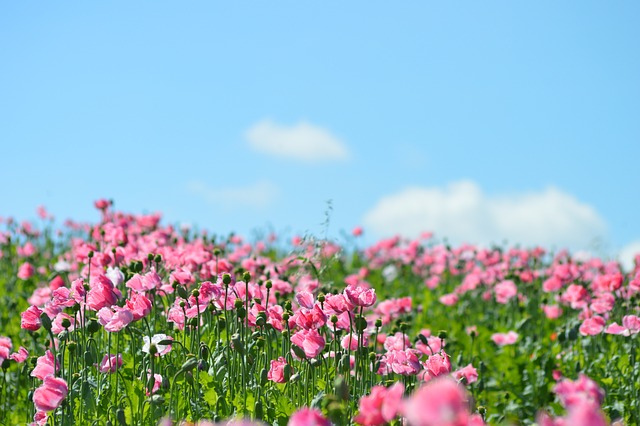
<box><xmin>1</xmin><ymin>201</ymin><xmax>639</xmax><ymax>425</ymax></box>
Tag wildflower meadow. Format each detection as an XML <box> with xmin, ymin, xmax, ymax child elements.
<box><xmin>1</xmin><ymin>200</ymin><xmax>639</xmax><ymax>425</ymax></box>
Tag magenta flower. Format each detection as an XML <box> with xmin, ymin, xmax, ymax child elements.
<box><xmin>33</xmin><ymin>376</ymin><xmax>68</xmax><ymax>412</ymax></box>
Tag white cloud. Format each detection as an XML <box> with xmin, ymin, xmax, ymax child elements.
<box><xmin>187</xmin><ymin>180</ymin><xmax>279</xmax><ymax>210</ymax></box>
<box><xmin>246</xmin><ymin>119</ymin><xmax>349</xmax><ymax>162</ymax></box>
<box><xmin>618</xmin><ymin>241</ymin><xmax>640</xmax><ymax>272</ymax></box>
<box><xmin>363</xmin><ymin>181</ymin><xmax>607</xmax><ymax>250</ymax></box>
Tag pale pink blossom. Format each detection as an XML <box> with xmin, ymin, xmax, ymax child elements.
<box><xmin>491</xmin><ymin>331</ymin><xmax>519</xmax><ymax>346</ymax></box>
<box><xmin>288</xmin><ymin>407</ymin><xmax>331</xmax><ymax>426</ymax></box>
<box><xmin>579</xmin><ymin>316</ymin><xmax>605</xmax><ymax>336</ymax></box>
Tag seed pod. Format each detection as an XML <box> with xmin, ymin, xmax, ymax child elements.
<box><xmin>340</xmin><ymin>353</ymin><xmax>351</xmax><ymax>374</ymax></box>
<box><xmin>283</xmin><ymin>364</ymin><xmax>292</xmax><ymax>381</ymax></box>
<box><xmin>260</xmin><ymin>368</ymin><xmax>268</xmax><ymax>386</ymax></box>
<box><xmin>178</xmin><ymin>357</ymin><xmax>198</xmax><ymax>374</ymax></box>
<box><xmin>255</xmin><ymin>400</ymin><xmax>264</xmax><ymax>419</ymax></box>
<box><xmin>87</xmin><ymin>319</ymin><xmax>101</xmax><ymax>334</ymax></box>
<box><xmin>177</xmin><ymin>285</ymin><xmax>189</xmax><ymax>300</ymax></box>
<box><xmin>116</xmin><ymin>408</ymin><xmax>127</xmax><ymax>426</ymax></box>
<box><xmin>334</xmin><ymin>375</ymin><xmax>349</xmax><ymax>401</ymax></box>
<box><xmin>292</xmin><ymin>345</ymin><xmax>306</xmax><ymax>360</ymax></box>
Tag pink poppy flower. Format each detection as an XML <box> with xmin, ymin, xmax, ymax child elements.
<box><xmin>86</xmin><ymin>275</ymin><xmax>120</xmax><ymax>311</ymax></box>
<box><xmin>565</xmin><ymin>401</ymin><xmax>608</xmax><ymax>426</ymax></box>
<box><xmin>10</xmin><ymin>346</ymin><xmax>29</xmax><ymax>363</ymax></box>
<box><xmin>344</xmin><ymin>285</ymin><xmax>376</xmax><ymax>308</ymax></box>
<box><xmin>623</xmin><ymin>315</ymin><xmax>640</xmax><ymax>334</ymax></box>
<box><xmin>383</xmin><ymin>332</ymin><xmax>411</xmax><ymax>351</ymax></box>
<box><xmin>403</xmin><ymin>377</ymin><xmax>472</xmax><ymax>426</ymax></box>
<box><xmin>491</xmin><ymin>331</ymin><xmax>519</xmax><ymax>346</ymax></box>
<box><xmin>423</xmin><ymin>352</ymin><xmax>451</xmax><ymax>380</ymax></box>
<box><xmin>542</xmin><ymin>304</ymin><xmax>563</xmax><ymax>320</ymax></box>
<box><xmin>554</xmin><ymin>373</ymin><xmax>604</xmax><ymax>408</ymax></box>
<box><xmin>579</xmin><ymin>316</ymin><xmax>605</xmax><ymax>336</ymax></box>
<box><xmin>288</xmin><ymin>407</ymin><xmax>331</xmax><ymax>426</ymax></box>
<box><xmin>33</xmin><ymin>376</ymin><xmax>68</xmax><ymax>412</ymax></box>
<box><xmin>323</xmin><ymin>293</ymin><xmax>352</xmax><ymax>314</ymax></box>
<box><xmin>125</xmin><ymin>293</ymin><xmax>152</xmax><ymax>321</ymax></box>
<box><xmin>170</xmin><ymin>268</ymin><xmax>194</xmax><ymax>285</ymax></box>
<box><xmin>21</xmin><ymin>305</ymin><xmax>43</xmax><ymax>331</ymax></box>
<box><xmin>293</xmin><ymin>305</ymin><xmax>327</xmax><ymax>330</ymax></box>
<box><xmin>144</xmin><ymin>372</ymin><xmax>163</xmax><ymax>395</ymax></box>
<box><xmin>31</xmin><ymin>350</ymin><xmax>59</xmax><ymax>380</ymax></box>
<box><xmin>97</xmin><ymin>306</ymin><xmax>134</xmax><ymax>332</ymax></box>
<box><xmin>32</xmin><ymin>410</ymin><xmax>48</xmax><ymax>426</ymax></box>
<box><xmin>94</xmin><ymin>199</ymin><xmax>111</xmax><ymax>210</ymax></box>
<box><xmin>290</xmin><ymin>329</ymin><xmax>325</xmax><ymax>359</ymax></box>
<box><xmin>353</xmin><ymin>382</ymin><xmax>404</xmax><ymax>426</ymax></box>
<box><xmin>18</xmin><ymin>262</ymin><xmax>35</xmax><ymax>280</ymax></box>
<box><xmin>295</xmin><ymin>291</ymin><xmax>315</xmax><ymax>309</ymax></box>
<box><xmin>0</xmin><ymin>337</ymin><xmax>12</xmax><ymax>360</ymax></box>
<box><xmin>267</xmin><ymin>357</ymin><xmax>291</xmax><ymax>383</ymax></box>
<box><xmin>439</xmin><ymin>293</ymin><xmax>458</xmax><ymax>306</ymax></box>
<box><xmin>341</xmin><ymin>333</ymin><xmax>368</xmax><ymax>351</ymax></box>
<box><xmin>494</xmin><ymin>280</ymin><xmax>517</xmax><ymax>304</ymax></box>
<box><xmin>605</xmin><ymin>322</ymin><xmax>629</xmax><ymax>336</ymax></box>
<box><xmin>452</xmin><ymin>363</ymin><xmax>478</xmax><ymax>385</ymax></box>
<box><xmin>98</xmin><ymin>354</ymin><xmax>123</xmax><ymax>374</ymax></box>
<box><xmin>380</xmin><ymin>349</ymin><xmax>422</xmax><ymax>376</ymax></box>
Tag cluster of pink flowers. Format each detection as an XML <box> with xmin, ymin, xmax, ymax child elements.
<box><xmin>538</xmin><ymin>374</ymin><xmax>610</xmax><ymax>426</ymax></box>
<box><xmin>7</xmin><ymin>201</ymin><xmax>640</xmax><ymax>425</ymax></box>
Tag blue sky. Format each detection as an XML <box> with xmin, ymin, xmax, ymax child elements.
<box><xmin>1</xmin><ymin>2</ymin><xmax>639</xmax><ymax>266</ymax></box>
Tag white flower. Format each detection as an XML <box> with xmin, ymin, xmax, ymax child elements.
<box><xmin>142</xmin><ymin>334</ymin><xmax>172</xmax><ymax>356</ymax></box>
<box><xmin>106</xmin><ymin>267</ymin><xmax>125</xmax><ymax>287</ymax></box>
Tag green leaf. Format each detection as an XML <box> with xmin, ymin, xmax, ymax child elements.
<box><xmin>204</xmin><ymin>387</ymin><xmax>218</xmax><ymax>406</ymax></box>
<box><xmin>276</xmin><ymin>394</ymin><xmax>295</xmax><ymax>416</ymax></box>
